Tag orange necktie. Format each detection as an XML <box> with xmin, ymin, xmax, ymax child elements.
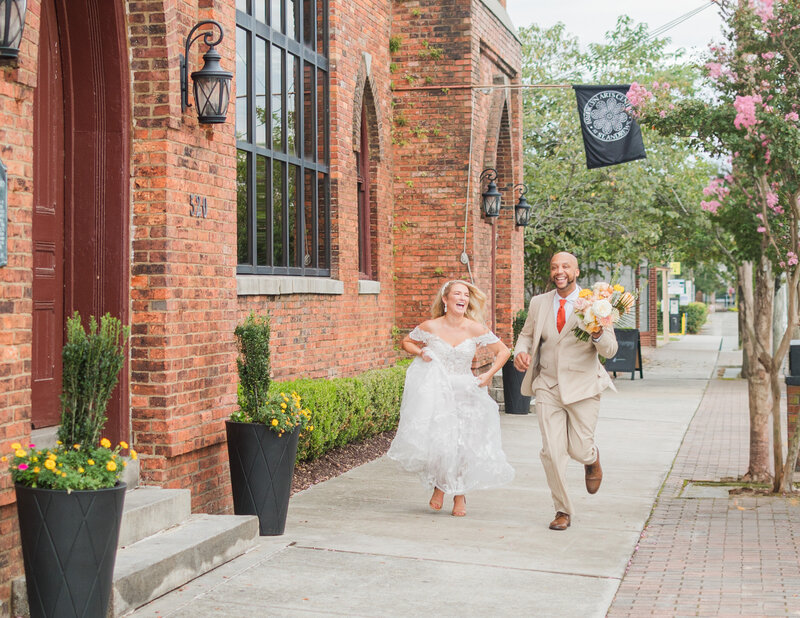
<box><xmin>557</xmin><ymin>298</ymin><xmax>566</xmax><ymax>333</ymax></box>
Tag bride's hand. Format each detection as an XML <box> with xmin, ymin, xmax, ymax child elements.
<box><xmin>476</xmin><ymin>372</ymin><xmax>491</xmax><ymax>388</ymax></box>
<box><xmin>420</xmin><ymin>348</ymin><xmax>434</xmax><ymax>362</ymax></box>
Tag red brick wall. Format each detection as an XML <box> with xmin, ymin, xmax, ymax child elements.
<box><xmin>0</xmin><ymin>0</ymin><xmax>39</xmax><ymax>605</ymax></box>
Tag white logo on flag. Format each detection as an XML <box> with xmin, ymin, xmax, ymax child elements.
<box><xmin>583</xmin><ymin>91</ymin><xmax>632</xmax><ymax>142</ymax></box>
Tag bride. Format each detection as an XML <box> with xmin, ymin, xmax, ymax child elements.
<box><xmin>387</xmin><ymin>280</ymin><xmax>515</xmax><ymax>517</ymax></box>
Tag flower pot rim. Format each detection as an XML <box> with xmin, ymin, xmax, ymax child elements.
<box><xmin>14</xmin><ymin>481</ymin><xmax>127</xmax><ymax>494</ymax></box>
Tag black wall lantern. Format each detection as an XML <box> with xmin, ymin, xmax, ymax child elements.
<box><xmin>480</xmin><ymin>168</ymin><xmax>502</xmax><ymax>218</ymax></box>
<box><xmin>513</xmin><ymin>183</ymin><xmax>532</xmax><ymax>227</ymax></box>
<box><xmin>180</xmin><ymin>20</ymin><xmax>233</xmax><ymax>124</ymax></box>
<box><xmin>0</xmin><ymin>0</ymin><xmax>27</xmax><ymax>60</ymax></box>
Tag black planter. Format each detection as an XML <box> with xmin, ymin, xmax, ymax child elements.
<box><xmin>15</xmin><ymin>482</ymin><xmax>126</xmax><ymax>618</ymax></box>
<box><xmin>226</xmin><ymin>420</ymin><xmax>301</xmax><ymax>535</ymax></box>
<box><xmin>502</xmin><ymin>358</ymin><xmax>531</xmax><ymax>414</ymax></box>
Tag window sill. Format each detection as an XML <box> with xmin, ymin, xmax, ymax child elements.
<box><xmin>358</xmin><ymin>280</ymin><xmax>381</xmax><ymax>295</ymax></box>
<box><xmin>237</xmin><ymin>275</ymin><xmax>344</xmax><ymax>296</ymax></box>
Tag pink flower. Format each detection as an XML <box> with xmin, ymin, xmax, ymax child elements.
<box><xmin>701</xmin><ymin>200</ymin><xmax>721</xmax><ymax>214</ymax></box>
<box><xmin>766</xmin><ymin>191</ymin><xmax>779</xmax><ymax>210</ymax></box>
<box><xmin>750</xmin><ymin>0</ymin><xmax>775</xmax><ymax>24</ymax></box>
<box><xmin>788</xmin><ymin>252</ymin><xmax>799</xmax><ymax>267</ymax></box>
<box><xmin>757</xmin><ymin>226</ymin><xmax>767</xmax><ymax>233</ymax></box>
<box><xmin>706</xmin><ymin>62</ymin><xmax>723</xmax><ymax>78</ymax></box>
<box><xmin>761</xmin><ymin>52</ymin><xmax>776</xmax><ymax>60</ymax></box>
<box><xmin>626</xmin><ymin>82</ymin><xmax>653</xmax><ymax>107</ymax></box>
<box><xmin>18</xmin><ymin>463</ymin><xmax>28</xmax><ymax>471</ymax></box>
<box><xmin>785</xmin><ymin>112</ymin><xmax>799</xmax><ymax>122</ymax></box>
<box><xmin>659</xmin><ymin>110</ymin><xmax>667</xmax><ymax>118</ymax></box>
<box><xmin>734</xmin><ymin>95</ymin><xmax>762</xmax><ymax>130</ymax></box>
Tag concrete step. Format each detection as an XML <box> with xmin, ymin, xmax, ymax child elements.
<box><xmin>112</xmin><ymin>513</ymin><xmax>259</xmax><ymax>616</ymax></box>
<box><xmin>118</xmin><ymin>487</ymin><xmax>191</xmax><ymax>548</ymax></box>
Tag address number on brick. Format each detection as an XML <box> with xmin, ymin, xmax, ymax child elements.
<box><xmin>189</xmin><ymin>194</ymin><xmax>208</xmax><ymax>218</ymax></box>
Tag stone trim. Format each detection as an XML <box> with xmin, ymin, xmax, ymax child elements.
<box><xmin>353</xmin><ymin>52</ymin><xmax>384</xmax><ymax>158</ymax></box>
<box><xmin>478</xmin><ymin>0</ymin><xmax>521</xmax><ymax>42</ymax></box>
<box><xmin>237</xmin><ymin>275</ymin><xmax>345</xmax><ymax>296</ymax></box>
<box><xmin>358</xmin><ymin>280</ymin><xmax>381</xmax><ymax>295</ymax></box>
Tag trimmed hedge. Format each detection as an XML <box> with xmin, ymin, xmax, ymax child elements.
<box><xmin>680</xmin><ymin>301</ymin><xmax>709</xmax><ymax>334</ymax></box>
<box><xmin>268</xmin><ymin>363</ymin><xmax>408</xmax><ymax>462</ymax></box>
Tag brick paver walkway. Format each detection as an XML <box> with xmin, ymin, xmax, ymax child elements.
<box><xmin>608</xmin><ymin>378</ymin><xmax>800</xmax><ymax>616</ymax></box>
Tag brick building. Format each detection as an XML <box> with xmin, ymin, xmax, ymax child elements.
<box><xmin>0</xmin><ymin>0</ymin><xmax>522</xmax><ymax>607</ymax></box>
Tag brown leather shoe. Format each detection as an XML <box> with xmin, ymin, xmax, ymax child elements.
<box><xmin>549</xmin><ymin>511</ymin><xmax>570</xmax><ymax>530</ymax></box>
<box><xmin>585</xmin><ymin>447</ymin><xmax>602</xmax><ymax>494</ymax></box>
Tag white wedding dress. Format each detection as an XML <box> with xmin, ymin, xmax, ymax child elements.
<box><xmin>387</xmin><ymin>327</ymin><xmax>515</xmax><ymax>494</ymax></box>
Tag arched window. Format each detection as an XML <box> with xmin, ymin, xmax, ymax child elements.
<box><xmin>235</xmin><ymin>0</ymin><xmax>330</xmax><ymax>276</ymax></box>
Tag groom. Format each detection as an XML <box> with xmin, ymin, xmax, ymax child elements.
<box><xmin>513</xmin><ymin>252</ymin><xmax>617</xmax><ymax>530</ymax></box>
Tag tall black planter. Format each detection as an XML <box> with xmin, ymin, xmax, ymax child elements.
<box><xmin>226</xmin><ymin>420</ymin><xmax>301</xmax><ymax>535</ymax></box>
<box><xmin>502</xmin><ymin>358</ymin><xmax>531</xmax><ymax>414</ymax></box>
<box><xmin>15</xmin><ymin>482</ymin><xmax>126</xmax><ymax>618</ymax></box>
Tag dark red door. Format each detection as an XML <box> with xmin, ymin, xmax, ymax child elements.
<box><xmin>357</xmin><ymin>103</ymin><xmax>372</xmax><ymax>279</ymax></box>
<box><xmin>31</xmin><ymin>0</ymin><xmax>65</xmax><ymax>427</ymax></box>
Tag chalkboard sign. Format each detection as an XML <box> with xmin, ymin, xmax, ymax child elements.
<box><xmin>604</xmin><ymin>328</ymin><xmax>643</xmax><ymax>380</ymax></box>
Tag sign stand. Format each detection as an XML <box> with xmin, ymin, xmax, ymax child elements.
<box><xmin>604</xmin><ymin>329</ymin><xmax>643</xmax><ymax>380</ymax></box>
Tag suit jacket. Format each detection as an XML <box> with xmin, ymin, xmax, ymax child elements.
<box><xmin>514</xmin><ymin>289</ymin><xmax>618</xmax><ymax>404</ymax></box>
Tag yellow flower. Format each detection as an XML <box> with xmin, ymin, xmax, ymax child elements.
<box><xmin>613</xmin><ymin>284</ymin><xmax>624</xmax><ymax>293</ymax></box>
<box><xmin>78</xmin><ymin>467</ymin><xmax>85</xmax><ymax>473</ymax></box>
<box><xmin>61</xmin><ymin>472</ymin><xmax>67</xmax><ymax>477</ymax></box>
<box><xmin>11</xmin><ymin>442</ymin><xmax>21</xmax><ymax>450</ymax></box>
<box><xmin>33</xmin><ymin>467</ymin><xmax>40</xmax><ymax>473</ymax></box>
<box><xmin>47</xmin><ymin>453</ymin><xmax>57</xmax><ymax>461</ymax></box>
<box><xmin>280</xmin><ymin>403</ymin><xmax>287</xmax><ymax>409</ymax></box>
<box><xmin>309</xmin><ymin>425</ymin><xmax>314</xmax><ymax>431</ymax></box>
<box><xmin>0</xmin><ymin>456</ymin><xmax>6</xmax><ymax>462</ymax></box>
<box><xmin>44</xmin><ymin>459</ymin><xmax>56</xmax><ymax>470</ymax></box>
<box><xmin>130</xmin><ymin>449</ymin><xmax>138</xmax><ymax>460</ymax></box>
<box><xmin>120</xmin><ymin>441</ymin><xmax>129</xmax><ymax>449</ymax></box>
<box><xmin>100</xmin><ymin>438</ymin><xmax>112</xmax><ymax>448</ymax></box>
<box><xmin>122</xmin><ymin>461</ymin><xmax>127</xmax><ymax>467</ymax></box>
<box><xmin>579</xmin><ymin>289</ymin><xmax>594</xmax><ymax>299</ymax></box>
<box><xmin>106</xmin><ymin>461</ymin><xmax>117</xmax><ymax>472</ymax></box>
<box><xmin>271</xmin><ymin>419</ymin><xmax>279</xmax><ymax>426</ymax></box>
<box><xmin>56</xmin><ymin>440</ymin><xmax>62</xmax><ymax>445</ymax></box>
<box><xmin>87</xmin><ymin>459</ymin><xmax>95</xmax><ymax>466</ymax></box>
<box><xmin>31</xmin><ymin>456</ymin><xmax>38</xmax><ymax>462</ymax></box>
<box><xmin>15</xmin><ymin>449</ymin><xmax>26</xmax><ymax>458</ymax></box>
<box><xmin>73</xmin><ymin>444</ymin><xmax>81</xmax><ymax>450</ymax></box>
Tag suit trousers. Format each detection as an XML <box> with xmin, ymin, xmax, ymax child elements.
<box><xmin>535</xmin><ymin>384</ymin><xmax>600</xmax><ymax>515</ymax></box>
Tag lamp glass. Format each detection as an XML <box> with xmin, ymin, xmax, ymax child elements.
<box><xmin>0</xmin><ymin>0</ymin><xmax>26</xmax><ymax>59</ymax></box>
<box><xmin>514</xmin><ymin>197</ymin><xmax>532</xmax><ymax>227</ymax></box>
<box><xmin>191</xmin><ymin>48</ymin><xmax>233</xmax><ymax>124</ymax></box>
<box><xmin>482</xmin><ymin>181</ymin><xmax>502</xmax><ymax>217</ymax></box>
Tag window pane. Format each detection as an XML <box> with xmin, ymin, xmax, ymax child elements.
<box><xmin>288</xmin><ymin>164</ymin><xmax>298</xmax><ymax>266</ymax></box>
<box><xmin>237</xmin><ymin>150</ymin><xmax>249</xmax><ymax>264</ymax></box>
<box><xmin>287</xmin><ymin>54</ymin><xmax>298</xmax><ymax>156</ymax></box>
<box><xmin>237</xmin><ymin>0</ymin><xmax>249</xmax><ymax>14</ymax></box>
<box><xmin>317</xmin><ymin>68</ymin><xmax>327</xmax><ymax>164</ymax></box>
<box><xmin>271</xmin><ymin>0</ymin><xmax>281</xmax><ymax>31</ymax></box>
<box><xmin>287</xmin><ymin>0</ymin><xmax>297</xmax><ymax>40</ymax></box>
<box><xmin>304</xmin><ymin>169</ymin><xmax>315</xmax><ymax>267</ymax></box>
<box><xmin>272</xmin><ymin>46</ymin><xmax>283</xmax><ymax>151</ymax></box>
<box><xmin>303</xmin><ymin>0</ymin><xmax>314</xmax><ymax>49</ymax></box>
<box><xmin>317</xmin><ymin>172</ymin><xmax>328</xmax><ymax>269</ymax></box>
<box><xmin>303</xmin><ymin>62</ymin><xmax>315</xmax><ymax>161</ymax></box>
<box><xmin>273</xmin><ymin>161</ymin><xmax>284</xmax><ymax>266</ymax></box>
<box><xmin>317</xmin><ymin>0</ymin><xmax>326</xmax><ymax>57</ymax></box>
<box><xmin>255</xmin><ymin>37</ymin><xmax>267</xmax><ymax>147</ymax></box>
<box><xmin>255</xmin><ymin>0</ymin><xmax>266</xmax><ymax>22</ymax></box>
<box><xmin>235</xmin><ymin>28</ymin><xmax>249</xmax><ymax>142</ymax></box>
<box><xmin>256</xmin><ymin>155</ymin><xmax>269</xmax><ymax>266</ymax></box>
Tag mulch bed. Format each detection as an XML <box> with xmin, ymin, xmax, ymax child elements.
<box><xmin>290</xmin><ymin>429</ymin><xmax>396</xmax><ymax>496</ymax></box>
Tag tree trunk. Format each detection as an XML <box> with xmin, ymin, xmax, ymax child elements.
<box><xmin>739</xmin><ymin>261</ymin><xmax>772</xmax><ymax>482</ymax></box>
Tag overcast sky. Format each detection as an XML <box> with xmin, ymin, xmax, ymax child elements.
<box><xmin>505</xmin><ymin>0</ymin><xmax>726</xmax><ymax>56</ymax></box>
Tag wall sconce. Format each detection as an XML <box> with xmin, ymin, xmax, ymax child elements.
<box><xmin>513</xmin><ymin>184</ymin><xmax>532</xmax><ymax>227</ymax></box>
<box><xmin>0</xmin><ymin>0</ymin><xmax>27</xmax><ymax>60</ymax></box>
<box><xmin>180</xmin><ymin>20</ymin><xmax>233</xmax><ymax>124</ymax></box>
<box><xmin>480</xmin><ymin>168</ymin><xmax>502</xmax><ymax>218</ymax></box>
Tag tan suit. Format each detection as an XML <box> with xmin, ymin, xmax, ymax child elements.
<box><xmin>515</xmin><ymin>290</ymin><xmax>618</xmax><ymax>515</ymax></box>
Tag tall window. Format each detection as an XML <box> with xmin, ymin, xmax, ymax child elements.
<box><xmin>236</xmin><ymin>0</ymin><xmax>330</xmax><ymax>275</ymax></box>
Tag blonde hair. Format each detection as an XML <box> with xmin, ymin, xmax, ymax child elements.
<box><xmin>431</xmin><ymin>280</ymin><xmax>487</xmax><ymax>324</ymax></box>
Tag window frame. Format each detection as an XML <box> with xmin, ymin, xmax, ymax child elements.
<box><xmin>235</xmin><ymin>0</ymin><xmax>331</xmax><ymax>277</ymax></box>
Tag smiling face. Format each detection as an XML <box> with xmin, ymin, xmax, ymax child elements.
<box><xmin>550</xmin><ymin>252</ymin><xmax>579</xmax><ymax>297</ymax></box>
<box><xmin>445</xmin><ymin>283</ymin><xmax>471</xmax><ymax>317</ymax></box>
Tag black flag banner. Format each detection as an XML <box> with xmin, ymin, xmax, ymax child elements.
<box><xmin>573</xmin><ymin>85</ymin><xmax>646</xmax><ymax>170</ymax></box>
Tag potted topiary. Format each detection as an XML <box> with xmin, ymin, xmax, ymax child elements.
<box><xmin>502</xmin><ymin>308</ymin><xmax>532</xmax><ymax>414</ymax></box>
<box><xmin>226</xmin><ymin>312</ymin><xmax>313</xmax><ymax>535</ymax></box>
<box><xmin>6</xmin><ymin>312</ymin><xmax>133</xmax><ymax>618</ymax></box>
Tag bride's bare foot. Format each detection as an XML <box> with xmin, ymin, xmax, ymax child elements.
<box><xmin>452</xmin><ymin>495</ymin><xmax>466</xmax><ymax>517</ymax></box>
<box><xmin>429</xmin><ymin>487</ymin><xmax>444</xmax><ymax>511</ymax></box>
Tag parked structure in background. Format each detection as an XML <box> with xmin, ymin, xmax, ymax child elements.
<box><xmin>0</xmin><ymin>0</ymin><xmax>523</xmax><ymax>608</ymax></box>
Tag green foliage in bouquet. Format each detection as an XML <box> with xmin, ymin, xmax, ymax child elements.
<box><xmin>58</xmin><ymin>312</ymin><xmax>130</xmax><ymax>448</ymax></box>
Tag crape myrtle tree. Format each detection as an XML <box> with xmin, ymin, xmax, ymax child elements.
<box><xmin>519</xmin><ymin>19</ymin><xmax>721</xmax><ymax>296</ymax></box>
<box><xmin>629</xmin><ymin>0</ymin><xmax>800</xmax><ymax>491</ymax></box>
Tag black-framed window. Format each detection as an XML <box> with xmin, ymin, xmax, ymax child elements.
<box><xmin>236</xmin><ymin>0</ymin><xmax>330</xmax><ymax>276</ymax></box>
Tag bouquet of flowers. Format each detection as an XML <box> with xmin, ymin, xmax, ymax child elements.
<box><xmin>572</xmin><ymin>282</ymin><xmax>637</xmax><ymax>342</ymax></box>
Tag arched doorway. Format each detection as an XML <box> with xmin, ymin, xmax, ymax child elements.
<box><xmin>32</xmin><ymin>0</ymin><xmax>130</xmax><ymax>443</ymax></box>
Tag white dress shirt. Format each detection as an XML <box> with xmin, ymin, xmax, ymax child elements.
<box><xmin>553</xmin><ymin>285</ymin><xmax>580</xmax><ymax>329</ymax></box>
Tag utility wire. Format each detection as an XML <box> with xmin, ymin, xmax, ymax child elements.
<box><xmin>614</xmin><ymin>1</ymin><xmax>717</xmax><ymax>56</ymax></box>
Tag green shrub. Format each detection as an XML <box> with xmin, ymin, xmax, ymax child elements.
<box><xmin>512</xmin><ymin>308</ymin><xmax>528</xmax><ymax>346</ymax></box>
<box><xmin>680</xmin><ymin>301</ymin><xmax>709</xmax><ymax>334</ymax></box>
<box><xmin>269</xmin><ymin>364</ymin><xmax>407</xmax><ymax>462</ymax></box>
<box><xmin>234</xmin><ymin>312</ymin><xmax>271</xmax><ymax>416</ymax></box>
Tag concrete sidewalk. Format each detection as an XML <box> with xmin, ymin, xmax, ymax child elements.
<box><xmin>132</xmin><ymin>314</ymin><xmax>732</xmax><ymax>617</ymax></box>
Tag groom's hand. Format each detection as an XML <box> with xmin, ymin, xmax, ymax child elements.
<box><xmin>514</xmin><ymin>352</ymin><xmax>531</xmax><ymax>372</ymax></box>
